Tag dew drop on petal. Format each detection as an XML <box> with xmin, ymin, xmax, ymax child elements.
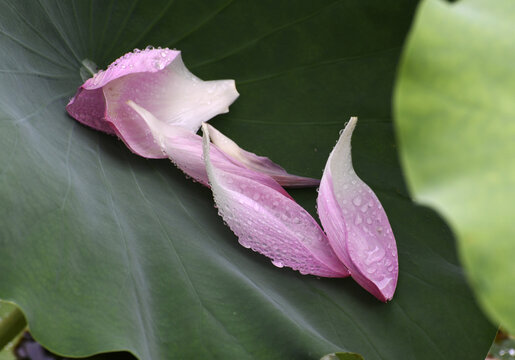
<box><xmin>367</xmin><ymin>266</ymin><xmax>377</xmax><ymax>274</ymax></box>
<box><xmin>352</xmin><ymin>196</ymin><xmax>362</xmax><ymax>206</ymax></box>
<box><xmin>272</xmin><ymin>260</ymin><xmax>284</xmax><ymax>268</ymax></box>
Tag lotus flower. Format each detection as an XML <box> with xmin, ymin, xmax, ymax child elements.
<box><xmin>125</xmin><ymin>101</ymin><xmax>319</xmax><ymax>187</ymax></box>
<box><xmin>67</xmin><ymin>48</ymin><xmax>319</xmax><ymax>188</ymax></box>
<box><xmin>67</xmin><ymin>48</ymin><xmax>397</xmax><ymax>300</ymax></box>
<box><xmin>202</xmin><ymin>123</ymin><xmax>349</xmax><ymax>277</ymax></box>
<box><xmin>67</xmin><ymin>47</ymin><xmax>239</xmax><ymax>158</ymax></box>
<box><xmin>203</xmin><ymin>118</ymin><xmax>398</xmax><ymax>301</ymax></box>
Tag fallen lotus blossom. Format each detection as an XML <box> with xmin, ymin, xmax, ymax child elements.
<box><xmin>202</xmin><ymin>123</ymin><xmax>349</xmax><ymax>277</ymax></box>
<box><xmin>203</xmin><ymin>117</ymin><xmax>397</xmax><ymax>300</ymax></box>
<box><xmin>317</xmin><ymin>117</ymin><xmax>398</xmax><ymax>301</ymax></box>
<box><xmin>127</xmin><ymin>101</ymin><xmax>320</xmax><ymax>188</ymax></box>
<box><xmin>67</xmin><ymin>47</ymin><xmax>397</xmax><ymax>300</ymax></box>
<box><xmin>67</xmin><ymin>47</ymin><xmax>239</xmax><ymax>158</ymax></box>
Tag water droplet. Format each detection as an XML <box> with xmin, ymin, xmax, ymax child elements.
<box><xmin>366</xmin><ymin>217</ymin><xmax>372</xmax><ymax>224</ymax></box>
<box><xmin>354</xmin><ymin>214</ymin><xmax>363</xmax><ymax>225</ymax></box>
<box><xmin>387</xmin><ymin>265</ymin><xmax>394</xmax><ymax>272</ymax></box>
<box><xmin>360</xmin><ymin>204</ymin><xmax>368</xmax><ymax>213</ymax></box>
<box><xmin>385</xmin><ymin>259</ymin><xmax>392</xmax><ymax>266</ymax></box>
<box><xmin>367</xmin><ymin>266</ymin><xmax>377</xmax><ymax>274</ymax></box>
<box><xmin>376</xmin><ymin>276</ymin><xmax>392</xmax><ymax>290</ymax></box>
<box><xmin>252</xmin><ymin>193</ymin><xmax>260</xmax><ymax>201</ymax></box>
<box><xmin>154</xmin><ymin>61</ymin><xmax>165</xmax><ymax>70</ymax></box>
<box><xmin>272</xmin><ymin>260</ymin><xmax>284</xmax><ymax>268</ymax></box>
<box><xmin>377</xmin><ymin>226</ymin><xmax>383</xmax><ymax>234</ymax></box>
<box><xmin>353</xmin><ymin>196</ymin><xmax>362</xmax><ymax>206</ymax></box>
<box><xmin>365</xmin><ymin>246</ymin><xmax>386</xmax><ymax>265</ymax></box>
<box><xmin>161</xmin><ymin>51</ymin><xmax>167</xmax><ymax>58</ymax></box>
<box><xmin>293</xmin><ymin>217</ymin><xmax>301</xmax><ymax>224</ymax></box>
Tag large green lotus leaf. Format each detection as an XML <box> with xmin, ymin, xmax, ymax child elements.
<box><xmin>395</xmin><ymin>0</ymin><xmax>515</xmax><ymax>334</ymax></box>
<box><xmin>0</xmin><ymin>0</ymin><xmax>496</xmax><ymax>359</ymax></box>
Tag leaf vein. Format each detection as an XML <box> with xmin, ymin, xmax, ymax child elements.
<box><xmin>189</xmin><ymin>0</ymin><xmax>343</xmax><ymax>70</ymax></box>
<box><xmin>167</xmin><ymin>0</ymin><xmax>237</xmax><ymax>48</ymax></box>
<box><xmin>96</xmin><ymin>143</ymin><xmax>155</xmax><ymax>360</ymax></box>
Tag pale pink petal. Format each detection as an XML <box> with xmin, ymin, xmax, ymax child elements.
<box><xmin>202</xmin><ymin>123</ymin><xmax>349</xmax><ymax>277</ymax></box>
<box><xmin>82</xmin><ymin>48</ymin><xmax>181</xmax><ymax>90</ymax></box>
<box><xmin>127</xmin><ymin>101</ymin><xmax>241</xmax><ymax>186</ymax></box>
<box><xmin>317</xmin><ymin>117</ymin><xmax>398</xmax><ymax>301</ymax></box>
<box><xmin>67</xmin><ymin>48</ymin><xmax>239</xmax><ymax>158</ymax></box>
<box><xmin>128</xmin><ymin>101</ymin><xmax>319</xmax><ymax>188</ymax></box>
<box><xmin>66</xmin><ymin>49</ymin><xmax>181</xmax><ymax>135</ymax></box>
<box><xmin>66</xmin><ymin>86</ymin><xmax>115</xmax><ymax>134</ymax></box>
<box><xmin>206</xmin><ymin>124</ymin><xmax>320</xmax><ymax>188</ymax></box>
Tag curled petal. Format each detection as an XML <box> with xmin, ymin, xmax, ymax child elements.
<box><xmin>317</xmin><ymin>117</ymin><xmax>398</xmax><ymax>301</ymax></box>
<box><xmin>208</xmin><ymin>125</ymin><xmax>320</xmax><ymax>188</ymax></box>
<box><xmin>202</xmin><ymin>123</ymin><xmax>349</xmax><ymax>277</ymax></box>
<box><xmin>67</xmin><ymin>48</ymin><xmax>239</xmax><ymax>158</ymax></box>
<box><xmin>127</xmin><ymin>101</ymin><xmax>238</xmax><ymax>186</ymax></box>
<box><xmin>66</xmin><ymin>82</ymin><xmax>115</xmax><ymax>134</ymax></box>
<box><xmin>127</xmin><ymin>101</ymin><xmax>320</xmax><ymax>188</ymax></box>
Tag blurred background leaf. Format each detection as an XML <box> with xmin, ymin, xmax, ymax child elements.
<box><xmin>395</xmin><ymin>0</ymin><xmax>515</xmax><ymax>335</ymax></box>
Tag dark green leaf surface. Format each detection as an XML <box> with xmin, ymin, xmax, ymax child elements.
<box><xmin>321</xmin><ymin>352</ymin><xmax>364</xmax><ymax>360</ymax></box>
<box><xmin>0</xmin><ymin>1</ymin><xmax>495</xmax><ymax>359</ymax></box>
<box><xmin>395</xmin><ymin>0</ymin><xmax>515</xmax><ymax>334</ymax></box>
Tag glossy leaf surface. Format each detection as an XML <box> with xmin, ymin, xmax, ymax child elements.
<box><xmin>0</xmin><ymin>0</ymin><xmax>495</xmax><ymax>359</ymax></box>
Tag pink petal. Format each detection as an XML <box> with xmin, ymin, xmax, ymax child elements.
<box><xmin>317</xmin><ymin>117</ymin><xmax>398</xmax><ymax>301</ymax></box>
<box><xmin>66</xmin><ymin>49</ymin><xmax>181</xmax><ymax>135</ymax></box>
<box><xmin>67</xmin><ymin>48</ymin><xmax>239</xmax><ymax>158</ymax></box>
<box><xmin>128</xmin><ymin>101</ymin><xmax>320</xmax><ymax>188</ymax></box>
<box><xmin>208</xmin><ymin>125</ymin><xmax>320</xmax><ymax>188</ymax></box>
<box><xmin>66</xmin><ymin>86</ymin><xmax>115</xmax><ymax>134</ymax></box>
<box><xmin>202</xmin><ymin>123</ymin><xmax>349</xmax><ymax>277</ymax></box>
<box><xmin>126</xmin><ymin>101</ymin><xmax>238</xmax><ymax>186</ymax></box>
